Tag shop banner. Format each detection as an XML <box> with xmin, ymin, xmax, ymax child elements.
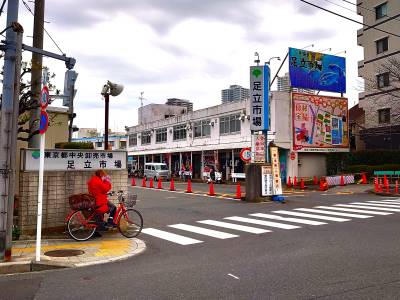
<box><xmin>261</xmin><ymin>165</ymin><xmax>273</xmax><ymax>196</ymax></box>
<box><xmin>270</xmin><ymin>147</ymin><xmax>283</xmax><ymax>195</ymax></box>
<box><xmin>252</xmin><ymin>133</ymin><xmax>266</xmax><ymax>163</ymax></box>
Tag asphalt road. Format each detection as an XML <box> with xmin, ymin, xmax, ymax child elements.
<box><xmin>2</xmin><ymin>185</ymin><xmax>400</xmax><ymax>299</ymax></box>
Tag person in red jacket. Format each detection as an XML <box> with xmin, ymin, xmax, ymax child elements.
<box><xmin>87</xmin><ymin>170</ymin><xmax>116</xmax><ymax>231</ymax></box>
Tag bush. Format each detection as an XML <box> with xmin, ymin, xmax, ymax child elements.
<box><xmin>55</xmin><ymin>142</ymin><xmax>94</xmax><ymax>149</ymax></box>
<box><xmin>343</xmin><ymin>164</ymin><xmax>400</xmax><ymax>176</ymax></box>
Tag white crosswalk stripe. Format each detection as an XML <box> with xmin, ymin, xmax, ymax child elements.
<box><xmin>295</xmin><ymin>208</ymin><xmax>373</xmax><ymax>219</ymax></box>
<box><xmin>335</xmin><ymin>204</ymin><xmax>400</xmax><ymax>212</ymax></box>
<box><xmin>250</xmin><ymin>213</ymin><xmax>326</xmax><ymax>225</ymax></box>
<box><xmin>168</xmin><ymin>224</ymin><xmax>238</xmax><ymax>239</ymax></box>
<box><xmin>272</xmin><ymin>210</ymin><xmax>349</xmax><ymax>222</ymax></box>
<box><xmin>142</xmin><ymin>228</ymin><xmax>203</xmax><ymax>245</ymax></box>
<box><xmin>224</xmin><ymin>216</ymin><xmax>300</xmax><ymax>229</ymax></box>
<box><xmin>381</xmin><ymin>199</ymin><xmax>400</xmax><ymax>203</ymax></box>
<box><xmin>362</xmin><ymin>201</ymin><xmax>400</xmax><ymax>208</ymax></box>
<box><xmin>315</xmin><ymin>206</ymin><xmax>392</xmax><ymax>215</ymax></box>
<box><xmin>197</xmin><ymin>220</ymin><xmax>270</xmax><ymax>234</ymax></box>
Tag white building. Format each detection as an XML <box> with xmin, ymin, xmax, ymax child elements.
<box><xmin>126</xmin><ymin>91</ymin><xmax>328</xmax><ymax>181</ymax></box>
<box><xmin>72</xmin><ymin>135</ymin><xmax>127</xmax><ymax>150</ymax></box>
<box><xmin>357</xmin><ymin>0</ymin><xmax>400</xmax><ymax>149</ymax></box>
<box><xmin>221</xmin><ymin>85</ymin><xmax>250</xmax><ymax>104</ymax></box>
<box><xmin>277</xmin><ymin>72</ymin><xmax>315</xmax><ymax>94</ymax></box>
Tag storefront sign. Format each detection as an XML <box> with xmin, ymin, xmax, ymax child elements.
<box><xmin>22</xmin><ymin>149</ymin><xmax>127</xmax><ymax>171</ymax></box>
<box><xmin>252</xmin><ymin>133</ymin><xmax>266</xmax><ymax>163</ymax></box>
<box><xmin>250</xmin><ymin>65</ymin><xmax>269</xmax><ymax>131</ymax></box>
<box><xmin>261</xmin><ymin>165</ymin><xmax>273</xmax><ymax>196</ymax></box>
<box><xmin>270</xmin><ymin>147</ymin><xmax>283</xmax><ymax>195</ymax></box>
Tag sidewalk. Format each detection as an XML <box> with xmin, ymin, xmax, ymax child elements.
<box><xmin>1</xmin><ymin>231</ymin><xmax>146</xmax><ymax>275</ymax></box>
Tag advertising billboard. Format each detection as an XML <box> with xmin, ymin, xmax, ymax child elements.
<box><xmin>289</xmin><ymin>48</ymin><xmax>346</xmax><ymax>93</ymax></box>
<box><xmin>292</xmin><ymin>93</ymin><xmax>349</xmax><ymax>152</ymax></box>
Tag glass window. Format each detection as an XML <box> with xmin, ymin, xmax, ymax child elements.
<box><xmin>377</xmin><ymin>72</ymin><xmax>390</xmax><ymax>88</ymax></box>
<box><xmin>109</xmin><ymin>141</ymin><xmax>114</xmax><ymax>147</ymax></box>
<box><xmin>119</xmin><ymin>141</ymin><xmax>126</xmax><ymax>149</ymax></box>
<box><xmin>375</xmin><ymin>2</ymin><xmax>387</xmax><ymax>19</ymax></box>
<box><xmin>194</xmin><ymin>120</ymin><xmax>211</xmax><ymax>138</ymax></box>
<box><xmin>219</xmin><ymin>114</ymin><xmax>241</xmax><ymax>135</ymax></box>
<box><xmin>141</xmin><ymin>131</ymin><xmax>151</xmax><ymax>145</ymax></box>
<box><xmin>156</xmin><ymin>128</ymin><xmax>167</xmax><ymax>143</ymax></box>
<box><xmin>96</xmin><ymin>142</ymin><xmax>102</xmax><ymax>147</ymax></box>
<box><xmin>128</xmin><ymin>134</ymin><xmax>137</xmax><ymax>146</ymax></box>
<box><xmin>376</xmin><ymin>37</ymin><xmax>388</xmax><ymax>54</ymax></box>
<box><xmin>173</xmin><ymin>125</ymin><xmax>186</xmax><ymax>141</ymax></box>
<box><xmin>194</xmin><ymin>122</ymin><xmax>202</xmax><ymax>138</ymax></box>
<box><xmin>160</xmin><ymin>165</ymin><xmax>168</xmax><ymax>170</ymax></box>
<box><xmin>378</xmin><ymin>108</ymin><xmax>390</xmax><ymax>124</ymax></box>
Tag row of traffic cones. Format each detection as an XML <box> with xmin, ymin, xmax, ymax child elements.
<box><xmin>287</xmin><ymin>173</ymin><xmax>368</xmax><ymax>189</ymax></box>
<box><xmin>131</xmin><ymin>176</ymin><xmax>242</xmax><ymax>199</ymax></box>
<box><xmin>374</xmin><ymin>177</ymin><xmax>399</xmax><ymax>194</ymax></box>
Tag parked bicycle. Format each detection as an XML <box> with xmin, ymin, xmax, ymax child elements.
<box><xmin>66</xmin><ymin>191</ymin><xmax>143</xmax><ymax>241</ymax></box>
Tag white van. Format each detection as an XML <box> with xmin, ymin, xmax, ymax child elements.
<box><xmin>144</xmin><ymin>163</ymin><xmax>170</xmax><ymax>181</ymax></box>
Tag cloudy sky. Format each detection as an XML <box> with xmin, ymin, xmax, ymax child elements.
<box><xmin>6</xmin><ymin>0</ymin><xmax>363</xmax><ymax>132</ymax></box>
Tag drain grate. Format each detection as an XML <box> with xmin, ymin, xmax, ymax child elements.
<box><xmin>44</xmin><ymin>249</ymin><xmax>85</xmax><ymax>257</ymax></box>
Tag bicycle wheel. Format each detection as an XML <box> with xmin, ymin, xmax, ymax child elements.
<box><xmin>118</xmin><ymin>208</ymin><xmax>143</xmax><ymax>238</ymax></box>
<box><xmin>67</xmin><ymin>210</ymin><xmax>96</xmax><ymax>241</ymax></box>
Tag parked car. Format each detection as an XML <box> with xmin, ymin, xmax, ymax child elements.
<box><xmin>144</xmin><ymin>163</ymin><xmax>170</xmax><ymax>181</ymax></box>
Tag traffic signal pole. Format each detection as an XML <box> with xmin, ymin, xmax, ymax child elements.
<box><xmin>0</xmin><ymin>0</ymin><xmax>20</xmax><ymax>262</ymax></box>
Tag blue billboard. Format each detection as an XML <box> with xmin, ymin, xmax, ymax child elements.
<box><xmin>289</xmin><ymin>48</ymin><xmax>346</xmax><ymax>93</ymax></box>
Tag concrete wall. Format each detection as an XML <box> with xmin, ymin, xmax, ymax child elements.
<box><xmin>138</xmin><ymin>104</ymin><xmax>187</xmax><ymax>124</ymax></box>
<box><xmin>18</xmin><ymin>170</ymin><xmax>128</xmax><ymax>234</ymax></box>
<box><xmin>298</xmin><ymin>153</ymin><xmax>326</xmax><ymax>178</ymax></box>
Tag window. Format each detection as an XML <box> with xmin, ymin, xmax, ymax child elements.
<box><xmin>375</xmin><ymin>2</ymin><xmax>387</xmax><ymax>20</ymax></box>
<box><xmin>194</xmin><ymin>120</ymin><xmax>211</xmax><ymax>138</ymax></box>
<box><xmin>141</xmin><ymin>131</ymin><xmax>151</xmax><ymax>145</ymax></box>
<box><xmin>173</xmin><ymin>125</ymin><xmax>186</xmax><ymax>141</ymax></box>
<box><xmin>109</xmin><ymin>141</ymin><xmax>114</xmax><ymax>147</ymax></box>
<box><xmin>119</xmin><ymin>141</ymin><xmax>126</xmax><ymax>149</ymax></box>
<box><xmin>156</xmin><ymin>128</ymin><xmax>167</xmax><ymax>143</ymax></box>
<box><xmin>219</xmin><ymin>114</ymin><xmax>241</xmax><ymax>135</ymax></box>
<box><xmin>96</xmin><ymin>142</ymin><xmax>102</xmax><ymax>147</ymax></box>
<box><xmin>376</xmin><ymin>37</ymin><xmax>388</xmax><ymax>54</ymax></box>
<box><xmin>378</xmin><ymin>108</ymin><xmax>390</xmax><ymax>124</ymax></box>
<box><xmin>377</xmin><ymin>72</ymin><xmax>390</xmax><ymax>88</ymax></box>
<box><xmin>128</xmin><ymin>134</ymin><xmax>137</xmax><ymax>146</ymax></box>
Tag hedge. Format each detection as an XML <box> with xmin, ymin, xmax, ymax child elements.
<box><xmin>343</xmin><ymin>164</ymin><xmax>400</xmax><ymax>175</ymax></box>
<box><xmin>55</xmin><ymin>142</ymin><xmax>94</xmax><ymax>149</ymax></box>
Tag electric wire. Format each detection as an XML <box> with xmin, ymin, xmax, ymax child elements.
<box><xmin>340</xmin><ymin>0</ymin><xmax>400</xmax><ymax>23</ymax></box>
<box><xmin>321</xmin><ymin>0</ymin><xmax>356</xmax><ymax>14</ymax></box>
<box><xmin>299</xmin><ymin>0</ymin><xmax>400</xmax><ymax>38</ymax></box>
<box><xmin>0</xmin><ymin>0</ymin><xmax>6</xmax><ymax>16</ymax></box>
<box><xmin>21</xmin><ymin>0</ymin><xmax>64</xmax><ymax>54</ymax></box>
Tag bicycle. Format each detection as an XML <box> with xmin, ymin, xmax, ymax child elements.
<box><xmin>66</xmin><ymin>191</ymin><xmax>143</xmax><ymax>241</ymax></box>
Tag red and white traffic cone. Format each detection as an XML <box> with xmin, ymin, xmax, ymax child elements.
<box><xmin>294</xmin><ymin>176</ymin><xmax>298</xmax><ymax>187</ymax></box>
<box><xmin>186</xmin><ymin>179</ymin><xmax>192</xmax><ymax>193</ymax></box>
<box><xmin>170</xmin><ymin>178</ymin><xmax>175</xmax><ymax>191</ymax></box>
<box><xmin>157</xmin><ymin>178</ymin><xmax>162</xmax><ymax>189</ymax></box>
<box><xmin>235</xmin><ymin>182</ymin><xmax>241</xmax><ymax>200</ymax></box>
<box><xmin>142</xmin><ymin>178</ymin><xmax>146</xmax><ymax>188</ymax></box>
<box><xmin>395</xmin><ymin>180</ymin><xmax>399</xmax><ymax>194</ymax></box>
<box><xmin>340</xmin><ymin>175</ymin><xmax>345</xmax><ymax>186</ymax></box>
<box><xmin>300</xmin><ymin>178</ymin><xmax>305</xmax><ymax>190</ymax></box>
<box><xmin>361</xmin><ymin>173</ymin><xmax>367</xmax><ymax>184</ymax></box>
<box><xmin>208</xmin><ymin>181</ymin><xmax>215</xmax><ymax>196</ymax></box>
<box><xmin>287</xmin><ymin>176</ymin><xmax>292</xmax><ymax>188</ymax></box>
<box><xmin>149</xmin><ymin>178</ymin><xmax>154</xmax><ymax>188</ymax></box>
<box><xmin>131</xmin><ymin>177</ymin><xmax>136</xmax><ymax>186</ymax></box>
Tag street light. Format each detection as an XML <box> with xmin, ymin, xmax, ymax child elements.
<box><xmin>101</xmin><ymin>80</ymin><xmax>124</xmax><ymax>150</ymax></box>
<box><xmin>266</xmin><ymin>56</ymin><xmax>280</xmax><ymax>66</ymax></box>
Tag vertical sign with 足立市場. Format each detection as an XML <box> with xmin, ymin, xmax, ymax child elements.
<box><xmin>250</xmin><ymin>65</ymin><xmax>269</xmax><ymax>131</ymax></box>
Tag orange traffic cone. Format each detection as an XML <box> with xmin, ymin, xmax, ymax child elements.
<box><xmin>378</xmin><ymin>179</ymin><xmax>383</xmax><ymax>192</ymax></box>
<box><xmin>170</xmin><ymin>178</ymin><xmax>175</xmax><ymax>191</ymax></box>
<box><xmin>157</xmin><ymin>178</ymin><xmax>162</xmax><ymax>189</ymax></box>
<box><xmin>319</xmin><ymin>178</ymin><xmax>326</xmax><ymax>191</ymax></box>
<box><xmin>361</xmin><ymin>173</ymin><xmax>367</xmax><ymax>184</ymax></box>
<box><xmin>294</xmin><ymin>176</ymin><xmax>298</xmax><ymax>187</ymax></box>
<box><xmin>149</xmin><ymin>178</ymin><xmax>154</xmax><ymax>188</ymax></box>
<box><xmin>186</xmin><ymin>179</ymin><xmax>192</xmax><ymax>193</ymax></box>
<box><xmin>396</xmin><ymin>180</ymin><xmax>399</xmax><ymax>194</ymax></box>
<box><xmin>384</xmin><ymin>175</ymin><xmax>388</xmax><ymax>187</ymax></box>
<box><xmin>340</xmin><ymin>175</ymin><xmax>345</xmax><ymax>186</ymax></box>
<box><xmin>131</xmin><ymin>177</ymin><xmax>136</xmax><ymax>186</ymax></box>
<box><xmin>208</xmin><ymin>181</ymin><xmax>215</xmax><ymax>196</ymax></box>
<box><xmin>142</xmin><ymin>178</ymin><xmax>146</xmax><ymax>188</ymax></box>
<box><xmin>300</xmin><ymin>178</ymin><xmax>305</xmax><ymax>190</ymax></box>
<box><xmin>287</xmin><ymin>176</ymin><xmax>292</xmax><ymax>188</ymax></box>
<box><xmin>313</xmin><ymin>176</ymin><xmax>318</xmax><ymax>185</ymax></box>
<box><xmin>374</xmin><ymin>177</ymin><xmax>378</xmax><ymax>192</ymax></box>
<box><xmin>235</xmin><ymin>183</ymin><xmax>241</xmax><ymax>199</ymax></box>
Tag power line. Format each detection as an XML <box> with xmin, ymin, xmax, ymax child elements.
<box><xmin>0</xmin><ymin>0</ymin><xmax>6</xmax><ymax>16</ymax></box>
<box><xmin>299</xmin><ymin>0</ymin><xmax>400</xmax><ymax>38</ymax></box>
<box><xmin>321</xmin><ymin>0</ymin><xmax>356</xmax><ymax>14</ymax></box>
<box><xmin>340</xmin><ymin>0</ymin><xmax>400</xmax><ymax>23</ymax></box>
<box><xmin>21</xmin><ymin>0</ymin><xmax>64</xmax><ymax>55</ymax></box>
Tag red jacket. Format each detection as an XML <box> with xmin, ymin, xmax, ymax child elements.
<box><xmin>87</xmin><ymin>175</ymin><xmax>112</xmax><ymax>213</ymax></box>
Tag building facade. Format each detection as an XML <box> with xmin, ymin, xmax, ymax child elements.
<box><xmin>221</xmin><ymin>85</ymin><xmax>250</xmax><ymax>104</ymax></box>
<box><xmin>277</xmin><ymin>73</ymin><xmax>315</xmax><ymax>94</ymax></box>
<box><xmin>72</xmin><ymin>135</ymin><xmax>127</xmax><ymax>150</ymax></box>
<box><xmin>357</xmin><ymin>0</ymin><xmax>400</xmax><ymax>149</ymax></box>
<box><xmin>166</xmin><ymin>98</ymin><xmax>193</xmax><ymax>112</ymax></box>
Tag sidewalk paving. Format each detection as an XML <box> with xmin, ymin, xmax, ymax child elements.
<box><xmin>1</xmin><ymin>231</ymin><xmax>146</xmax><ymax>275</ymax></box>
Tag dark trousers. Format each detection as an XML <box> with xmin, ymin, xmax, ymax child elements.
<box><xmin>108</xmin><ymin>201</ymin><xmax>116</xmax><ymax>219</ymax></box>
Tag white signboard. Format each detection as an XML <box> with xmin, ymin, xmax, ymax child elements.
<box><xmin>251</xmin><ymin>133</ymin><xmax>266</xmax><ymax>163</ymax></box>
<box><xmin>250</xmin><ymin>65</ymin><xmax>269</xmax><ymax>131</ymax></box>
<box><xmin>261</xmin><ymin>165</ymin><xmax>273</xmax><ymax>196</ymax></box>
<box><xmin>270</xmin><ymin>147</ymin><xmax>283</xmax><ymax>195</ymax></box>
<box><xmin>22</xmin><ymin>149</ymin><xmax>127</xmax><ymax>171</ymax></box>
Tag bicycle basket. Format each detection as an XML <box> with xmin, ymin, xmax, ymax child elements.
<box><xmin>69</xmin><ymin>193</ymin><xmax>96</xmax><ymax>210</ymax></box>
<box><xmin>125</xmin><ymin>194</ymin><xmax>137</xmax><ymax>207</ymax></box>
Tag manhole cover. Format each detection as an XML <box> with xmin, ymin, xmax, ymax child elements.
<box><xmin>44</xmin><ymin>249</ymin><xmax>84</xmax><ymax>257</ymax></box>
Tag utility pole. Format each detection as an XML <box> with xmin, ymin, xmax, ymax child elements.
<box><xmin>28</xmin><ymin>0</ymin><xmax>45</xmax><ymax>148</ymax></box>
<box><xmin>139</xmin><ymin>92</ymin><xmax>144</xmax><ymax>125</ymax></box>
<box><xmin>0</xmin><ymin>0</ymin><xmax>20</xmax><ymax>262</ymax></box>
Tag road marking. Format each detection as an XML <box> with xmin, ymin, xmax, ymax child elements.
<box><xmin>228</xmin><ymin>273</ymin><xmax>240</xmax><ymax>280</ymax></box>
<box><xmin>197</xmin><ymin>220</ymin><xmax>270</xmax><ymax>234</ymax></box>
<box><xmin>141</xmin><ymin>228</ymin><xmax>203</xmax><ymax>245</ymax></box>
<box><xmin>272</xmin><ymin>210</ymin><xmax>349</xmax><ymax>222</ymax></box>
<box><xmin>315</xmin><ymin>206</ymin><xmax>392</xmax><ymax>215</ymax></box>
<box><xmin>168</xmin><ymin>224</ymin><xmax>238</xmax><ymax>239</ymax></box>
<box><xmin>250</xmin><ymin>213</ymin><xmax>326</xmax><ymax>225</ymax></box>
<box><xmin>335</xmin><ymin>204</ymin><xmax>400</xmax><ymax>212</ymax></box>
<box><xmin>362</xmin><ymin>201</ymin><xmax>400</xmax><ymax>208</ymax></box>
<box><xmin>224</xmin><ymin>216</ymin><xmax>300</xmax><ymax>229</ymax></box>
<box><xmin>295</xmin><ymin>208</ymin><xmax>373</xmax><ymax>219</ymax></box>
<box><xmin>380</xmin><ymin>199</ymin><xmax>400</xmax><ymax>203</ymax></box>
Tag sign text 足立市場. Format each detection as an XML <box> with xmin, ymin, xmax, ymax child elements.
<box><xmin>250</xmin><ymin>65</ymin><xmax>269</xmax><ymax>131</ymax></box>
<box><xmin>22</xmin><ymin>149</ymin><xmax>127</xmax><ymax>171</ymax></box>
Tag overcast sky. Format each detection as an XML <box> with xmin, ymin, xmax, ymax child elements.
<box><xmin>6</xmin><ymin>0</ymin><xmax>363</xmax><ymax>132</ymax></box>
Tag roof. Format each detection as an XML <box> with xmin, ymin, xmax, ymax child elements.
<box><xmin>349</xmin><ymin>104</ymin><xmax>365</xmax><ymax>122</ymax></box>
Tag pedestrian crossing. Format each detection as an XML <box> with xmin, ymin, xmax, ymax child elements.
<box><xmin>141</xmin><ymin>198</ymin><xmax>400</xmax><ymax>246</ymax></box>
